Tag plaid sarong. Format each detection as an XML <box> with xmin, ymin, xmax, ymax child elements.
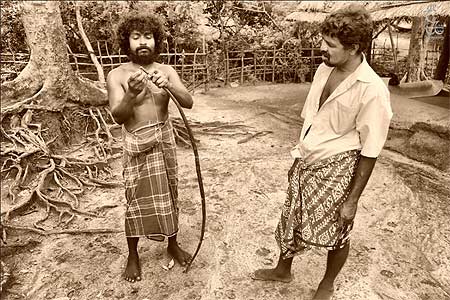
<box><xmin>276</xmin><ymin>150</ymin><xmax>361</xmax><ymax>258</ymax></box>
<box><xmin>122</xmin><ymin>119</ymin><xmax>178</xmax><ymax>239</ymax></box>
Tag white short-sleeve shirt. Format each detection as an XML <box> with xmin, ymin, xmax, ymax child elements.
<box><xmin>291</xmin><ymin>56</ymin><xmax>393</xmax><ymax>164</ymax></box>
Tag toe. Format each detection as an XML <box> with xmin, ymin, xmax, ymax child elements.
<box><xmin>253</xmin><ymin>269</ymin><xmax>264</xmax><ymax>278</ymax></box>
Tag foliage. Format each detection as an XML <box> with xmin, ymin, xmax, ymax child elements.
<box><xmin>60</xmin><ymin>1</ymin><xmax>130</xmax><ymax>54</ymax></box>
<box><xmin>148</xmin><ymin>1</ymin><xmax>208</xmax><ymax>52</ymax></box>
<box><xmin>1</xmin><ymin>0</ymin><xmax>317</xmax><ymax>84</ymax></box>
<box><xmin>290</xmin><ymin>21</ymin><xmax>322</xmax><ymax>48</ymax></box>
<box><xmin>0</xmin><ymin>0</ymin><xmax>27</xmax><ymax>53</ymax></box>
<box><xmin>1</xmin><ymin>1</ymin><xmax>302</xmax><ymax>54</ymax></box>
<box><xmin>203</xmin><ymin>0</ymin><xmax>289</xmax><ymax>50</ymax></box>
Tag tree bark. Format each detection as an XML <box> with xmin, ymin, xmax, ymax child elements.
<box><xmin>434</xmin><ymin>17</ymin><xmax>449</xmax><ymax>81</ymax></box>
<box><xmin>1</xmin><ymin>1</ymin><xmax>106</xmax><ymax>113</ymax></box>
<box><xmin>405</xmin><ymin>17</ymin><xmax>427</xmax><ymax>82</ymax></box>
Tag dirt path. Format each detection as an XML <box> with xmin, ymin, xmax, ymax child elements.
<box><xmin>2</xmin><ymin>84</ymin><xmax>449</xmax><ymax>300</ymax></box>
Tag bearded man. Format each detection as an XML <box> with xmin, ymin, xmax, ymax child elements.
<box><xmin>107</xmin><ymin>13</ymin><xmax>193</xmax><ymax>282</ymax></box>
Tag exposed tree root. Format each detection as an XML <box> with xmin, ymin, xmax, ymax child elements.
<box><xmin>0</xmin><ymin>260</ymin><xmax>12</xmax><ymax>294</ymax></box>
<box><xmin>0</xmin><ymin>62</ymin><xmax>43</xmax><ymax>107</ymax></box>
<box><xmin>1</xmin><ymin>224</ymin><xmax>122</xmax><ymax>236</ymax></box>
<box><xmin>1</xmin><ymin>75</ymin><xmax>106</xmax><ymax>117</ymax></box>
<box><xmin>1</xmin><ymin>105</ymin><xmax>123</xmax><ymax>242</ymax></box>
<box><xmin>172</xmin><ymin>117</ymin><xmax>200</xmax><ymax>147</ymax></box>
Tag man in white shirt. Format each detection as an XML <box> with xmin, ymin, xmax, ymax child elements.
<box><xmin>252</xmin><ymin>5</ymin><xmax>392</xmax><ymax>300</ymax></box>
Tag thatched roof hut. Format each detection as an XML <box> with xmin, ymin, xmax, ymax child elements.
<box><xmin>371</xmin><ymin>1</ymin><xmax>450</xmax><ymax>22</ymax></box>
<box><xmin>285</xmin><ymin>11</ymin><xmax>326</xmax><ymax>23</ymax></box>
<box><xmin>285</xmin><ymin>1</ymin><xmax>450</xmax><ymax>23</ymax></box>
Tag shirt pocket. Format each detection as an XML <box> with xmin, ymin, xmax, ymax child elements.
<box><xmin>330</xmin><ymin>99</ymin><xmax>358</xmax><ymax>134</ymax></box>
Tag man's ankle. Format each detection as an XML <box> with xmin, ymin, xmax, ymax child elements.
<box><xmin>318</xmin><ymin>278</ymin><xmax>334</xmax><ymax>288</ymax></box>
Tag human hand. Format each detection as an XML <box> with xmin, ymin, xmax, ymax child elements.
<box><xmin>339</xmin><ymin>200</ymin><xmax>358</xmax><ymax>226</ymax></box>
<box><xmin>127</xmin><ymin>70</ymin><xmax>147</xmax><ymax>96</ymax></box>
<box><xmin>288</xmin><ymin>158</ymin><xmax>299</xmax><ymax>179</ymax></box>
<box><xmin>147</xmin><ymin>69</ymin><xmax>171</xmax><ymax>89</ymax></box>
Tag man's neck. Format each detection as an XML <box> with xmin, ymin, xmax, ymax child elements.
<box><xmin>336</xmin><ymin>53</ymin><xmax>363</xmax><ymax>74</ymax></box>
<box><xmin>133</xmin><ymin>62</ymin><xmax>157</xmax><ymax>69</ymax></box>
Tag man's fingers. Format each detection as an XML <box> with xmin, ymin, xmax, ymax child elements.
<box><xmin>130</xmin><ymin>70</ymin><xmax>147</xmax><ymax>82</ymax></box>
<box><xmin>156</xmin><ymin>77</ymin><xmax>168</xmax><ymax>87</ymax></box>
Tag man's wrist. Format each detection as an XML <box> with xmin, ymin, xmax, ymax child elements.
<box><xmin>126</xmin><ymin>89</ymin><xmax>140</xmax><ymax>99</ymax></box>
<box><xmin>345</xmin><ymin>194</ymin><xmax>359</xmax><ymax>205</ymax></box>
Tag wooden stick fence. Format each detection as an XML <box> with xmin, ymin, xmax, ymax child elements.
<box><xmin>0</xmin><ymin>50</ymin><xmax>209</xmax><ymax>93</ymax></box>
<box><xmin>371</xmin><ymin>40</ymin><xmax>441</xmax><ymax>78</ymax></box>
<box><xmin>5</xmin><ymin>44</ymin><xmax>442</xmax><ymax>87</ymax></box>
<box><xmin>223</xmin><ymin>48</ymin><xmax>322</xmax><ymax>84</ymax></box>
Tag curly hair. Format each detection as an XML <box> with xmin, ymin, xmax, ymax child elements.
<box><xmin>116</xmin><ymin>13</ymin><xmax>166</xmax><ymax>56</ymax></box>
<box><xmin>320</xmin><ymin>4</ymin><xmax>373</xmax><ymax>53</ymax></box>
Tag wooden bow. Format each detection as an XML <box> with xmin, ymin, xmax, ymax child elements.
<box><xmin>140</xmin><ymin>67</ymin><xmax>206</xmax><ymax>273</ymax></box>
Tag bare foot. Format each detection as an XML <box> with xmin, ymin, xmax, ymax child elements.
<box><xmin>251</xmin><ymin>268</ymin><xmax>293</xmax><ymax>283</ymax></box>
<box><xmin>312</xmin><ymin>280</ymin><xmax>334</xmax><ymax>300</ymax></box>
<box><xmin>167</xmin><ymin>243</ymin><xmax>192</xmax><ymax>266</ymax></box>
<box><xmin>123</xmin><ymin>253</ymin><xmax>141</xmax><ymax>283</ymax></box>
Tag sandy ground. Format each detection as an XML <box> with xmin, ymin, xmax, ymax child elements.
<box><xmin>1</xmin><ymin>84</ymin><xmax>450</xmax><ymax>300</ymax></box>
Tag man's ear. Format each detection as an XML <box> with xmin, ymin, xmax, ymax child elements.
<box><xmin>350</xmin><ymin>44</ymin><xmax>360</xmax><ymax>55</ymax></box>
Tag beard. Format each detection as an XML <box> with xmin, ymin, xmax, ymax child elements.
<box><xmin>128</xmin><ymin>46</ymin><xmax>159</xmax><ymax>65</ymax></box>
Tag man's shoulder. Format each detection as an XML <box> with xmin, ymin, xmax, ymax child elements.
<box><xmin>112</xmin><ymin>63</ymin><xmax>135</xmax><ymax>73</ymax></box>
<box><xmin>107</xmin><ymin>63</ymin><xmax>134</xmax><ymax>80</ymax></box>
<box><xmin>155</xmin><ymin>62</ymin><xmax>175</xmax><ymax>73</ymax></box>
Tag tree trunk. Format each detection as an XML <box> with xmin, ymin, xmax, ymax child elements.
<box><xmin>405</xmin><ymin>17</ymin><xmax>427</xmax><ymax>82</ymax></box>
<box><xmin>75</xmin><ymin>2</ymin><xmax>106</xmax><ymax>84</ymax></box>
<box><xmin>1</xmin><ymin>1</ymin><xmax>106</xmax><ymax>113</ymax></box>
<box><xmin>434</xmin><ymin>17</ymin><xmax>449</xmax><ymax>81</ymax></box>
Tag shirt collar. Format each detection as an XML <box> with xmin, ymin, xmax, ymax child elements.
<box><xmin>354</xmin><ymin>53</ymin><xmax>377</xmax><ymax>83</ymax></box>
<box><xmin>317</xmin><ymin>53</ymin><xmax>377</xmax><ymax>104</ymax></box>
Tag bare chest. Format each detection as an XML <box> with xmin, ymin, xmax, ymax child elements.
<box><xmin>134</xmin><ymin>86</ymin><xmax>169</xmax><ymax>108</ymax></box>
<box><xmin>319</xmin><ymin>71</ymin><xmax>348</xmax><ymax>109</ymax></box>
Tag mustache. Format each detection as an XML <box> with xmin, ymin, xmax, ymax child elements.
<box><xmin>136</xmin><ymin>46</ymin><xmax>152</xmax><ymax>52</ymax></box>
<box><xmin>321</xmin><ymin>51</ymin><xmax>330</xmax><ymax>58</ymax></box>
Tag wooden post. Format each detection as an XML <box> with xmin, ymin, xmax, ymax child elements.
<box><xmin>225</xmin><ymin>46</ymin><xmax>229</xmax><ymax>86</ymax></box>
<box><xmin>387</xmin><ymin>22</ymin><xmax>398</xmax><ymax>74</ymax></box>
<box><xmin>174</xmin><ymin>47</ymin><xmax>177</xmax><ymax>73</ymax></box>
<box><xmin>181</xmin><ymin>51</ymin><xmax>185</xmax><ymax>82</ymax></box>
<box><xmin>166</xmin><ymin>41</ymin><xmax>170</xmax><ymax>64</ymax></box>
<box><xmin>310</xmin><ymin>47</ymin><xmax>314</xmax><ymax>82</ymax></box>
<box><xmin>205</xmin><ymin>48</ymin><xmax>209</xmax><ymax>92</ymax></box>
<box><xmin>263</xmin><ymin>52</ymin><xmax>266</xmax><ymax>81</ymax></box>
<box><xmin>103</xmin><ymin>41</ymin><xmax>113</xmax><ymax>72</ymax></box>
<box><xmin>193</xmin><ymin>48</ymin><xmax>198</xmax><ymax>95</ymax></box>
<box><xmin>240</xmin><ymin>52</ymin><xmax>244</xmax><ymax>84</ymax></box>
<box><xmin>372</xmin><ymin>40</ymin><xmax>376</xmax><ymax>62</ymax></box>
<box><xmin>96</xmin><ymin>40</ymin><xmax>103</xmax><ymax>69</ymax></box>
<box><xmin>254</xmin><ymin>52</ymin><xmax>257</xmax><ymax>78</ymax></box>
<box><xmin>272</xmin><ymin>47</ymin><xmax>276</xmax><ymax>83</ymax></box>
<box><xmin>282</xmin><ymin>49</ymin><xmax>286</xmax><ymax>84</ymax></box>
<box><xmin>202</xmin><ymin>35</ymin><xmax>206</xmax><ymax>54</ymax></box>
<box><xmin>66</xmin><ymin>45</ymin><xmax>79</xmax><ymax>74</ymax></box>
<box><xmin>298</xmin><ymin>43</ymin><xmax>302</xmax><ymax>82</ymax></box>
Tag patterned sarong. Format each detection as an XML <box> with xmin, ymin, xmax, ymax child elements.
<box><xmin>122</xmin><ymin>119</ymin><xmax>178</xmax><ymax>239</ymax></box>
<box><xmin>275</xmin><ymin>150</ymin><xmax>361</xmax><ymax>258</ymax></box>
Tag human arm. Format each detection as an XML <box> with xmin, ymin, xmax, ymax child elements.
<box><xmin>107</xmin><ymin>69</ymin><xmax>147</xmax><ymax>125</ymax></box>
<box><xmin>145</xmin><ymin>65</ymin><xmax>193</xmax><ymax>109</ymax></box>
<box><xmin>340</xmin><ymin>84</ymin><xmax>392</xmax><ymax>223</ymax></box>
<box><xmin>339</xmin><ymin>156</ymin><xmax>376</xmax><ymax>223</ymax></box>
